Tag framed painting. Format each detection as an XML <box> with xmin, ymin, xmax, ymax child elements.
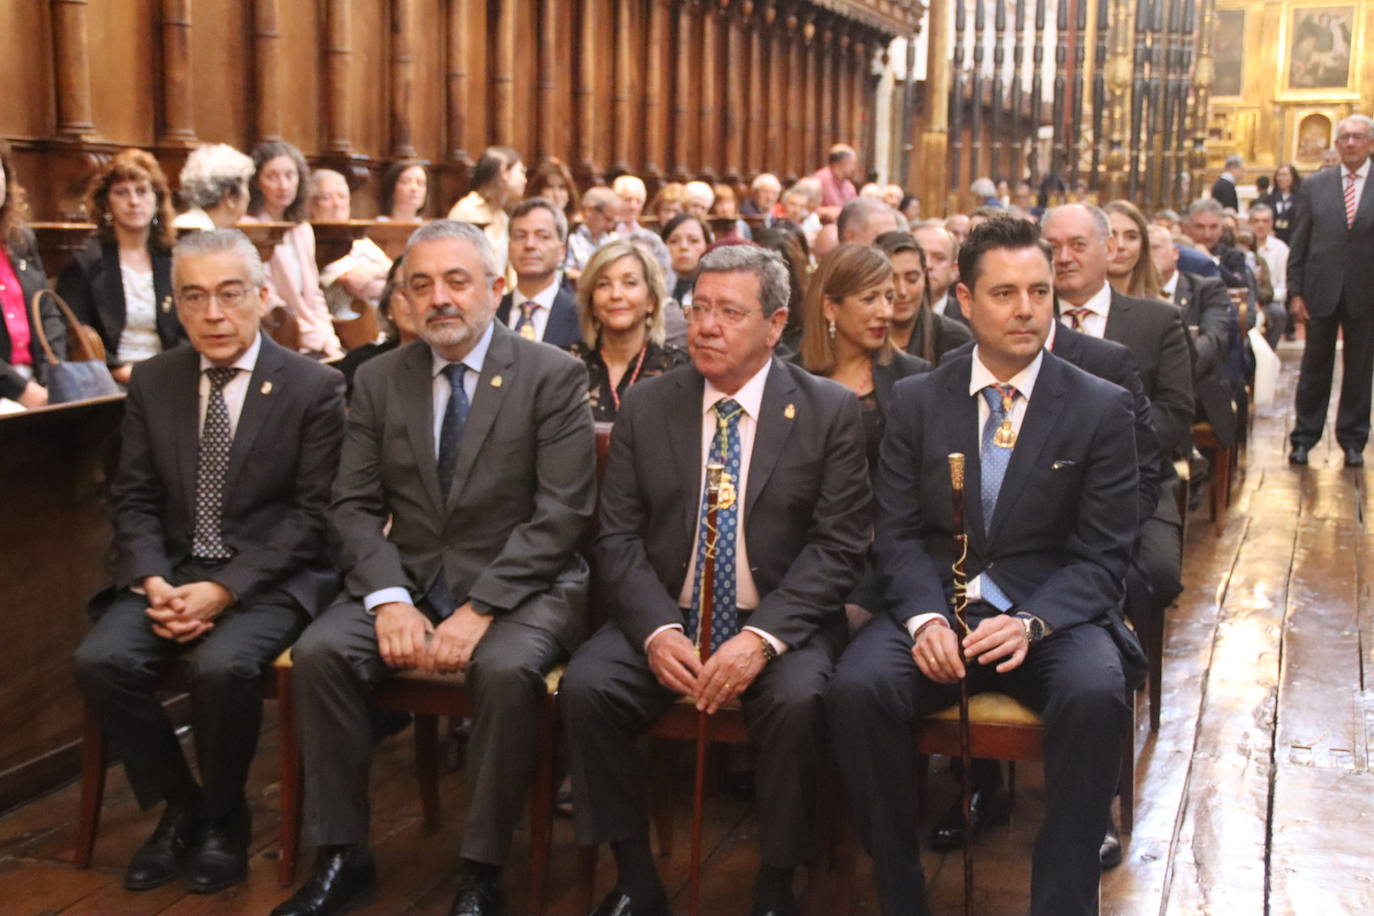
<box><xmin>1213</xmin><ymin>10</ymin><xmax>1246</xmax><ymax>98</ymax></box>
<box><xmin>1279</xmin><ymin>3</ymin><xmax>1363</xmax><ymax>99</ymax></box>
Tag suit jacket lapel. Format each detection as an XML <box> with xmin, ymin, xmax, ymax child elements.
<box><xmin>988</xmin><ymin>354</ymin><xmax>1067</xmax><ymax>538</ymax></box>
<box><xmin>224</xmin><ymin>335</ymin><xmax>284</xmax><ymax>494</ymax></box>
<box><xmin>1103</xmin><ymin>289</ymin><xmax>1130</xmax><ymax>340</ymax></box>
<box><xmin>447</xmin><ymin>324</ymin><xmax>515</xmax><ymax>510</ymax></box>
<box><xmin>172</xmin><ymin>347</ymin><xmax>202</xmax><ymax>513</ymax></box>
<box><xmin>548</xmin><ymin>290</ymin><xmax>579</xmax><ymax>343</ymax></box>
<box><xmin>495</xmin><ymin>293</ymin><xmax>513</xmax><ymax>327</ymax></box>
<box><xmin>667</xmin><ymin>368</ymin><xmax>706</xmax><ymax>551</ymax></box>
<box><xmin>99</xmin><ymin>243</ymin><xmax>125</xmax><ymax>340</ymax></box>
<box><xmin>745</xmin><ymin>360</ymin><xmax>798</xmax><ymax>516</ymax></box>
<box><xmin>943</xmin><ymin>360</ymin><xmax>985</xmax><ymax>550</ymax></box>
<box><xmin>400</xmin><ymin>341</ymin><xmax>445</xmax><ymax>512</ymax></box>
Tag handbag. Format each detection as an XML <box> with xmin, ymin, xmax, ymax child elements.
<box><xmin>28</xmin><ymin>288</ymin><xmax>122</xmax><ymax>403</ymax></box>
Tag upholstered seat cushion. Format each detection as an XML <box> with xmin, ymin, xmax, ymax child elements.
<box><xmin>928</xmin><ymin>691</ymin><xmax>1042</xmax><ymax>726</ymax></box>
<box><xmin>272</xmin><ymin>649</ymin><xmax>563</xmax><ymax>693</ymax></box>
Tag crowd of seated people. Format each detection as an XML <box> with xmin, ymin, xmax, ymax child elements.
<box><xmin>18</xmin><ymin>123</ymin><xmax>1337</xmax><ymax>916</ymax></box>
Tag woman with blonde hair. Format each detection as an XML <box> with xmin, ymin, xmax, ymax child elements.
<box><xmin>59</xmin><ymin>148</ymin><xmax>185</xmax><ymax>383</ymax></box>
<box><xmin>569</xmin><ymin>239</ymin><xmax>689</xmax><ymax>421</ymax></box>
<box><xmin>1105</xmin><ymin>199</ymin><xmax>1163</xmax><ymax>300</ymax></box>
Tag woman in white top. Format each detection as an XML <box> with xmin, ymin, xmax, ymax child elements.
<box><xmin>309</xmin><ymin>169</ymin><xmax>391</xmax><ymax>315</ymax></box>
<box><xmin>59</xmin><ymin>149</ymin><xmax>185</xmax><ymax>384</ymax></box>
<box><xmin>447</xmin><ymin>145</ymin><xmax>526</xmax><ymax>273</ymax></box>
<box><xmin>245</xmin><ymin>141</ymin><xmax>343</xmax><ymax>358</ymax></box>
<box><xmin>173</xmin><ymin>143</ymin><xmax>254</xmax><ymax>231</ymax></box>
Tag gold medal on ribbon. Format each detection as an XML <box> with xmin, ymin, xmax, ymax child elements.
<box><xmin>717</xmin><ymin>471</ymin><xmax>737</xmax><ymax>510</ymax></box>
<box><xmin>993</xmin><ymin>387</ymin><xmax>1017</xmax><ymax>448</ymax></box>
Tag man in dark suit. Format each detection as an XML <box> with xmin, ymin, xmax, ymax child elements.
<box><xmin>273</xmin><ymin>221</ymin><xmax>596</xmax><ymax>916</ymax></box>
<box><xmin>495</xmin><ymin>196</ymin><xmax>581</xmax><ymax>349</ymax></box>
<box><xmin>1151</xmin><ymin>224</ymin><xmax>1241</xmax><ymax>448</ymax></box>
<box><xmin>1288</xmin><ymin>114</ymin><xmax>1374</xmax><ymax>467</ymax></box>
<box><xmin>73</xmin><ymin>228</ymin><xmax>345</xmax><ymax>894</ymax></box>
<box><xmin>561</xmin><ymin>245</ymin><xmax>871</xmax><ymax>916</ymax></box>
<box><xmin>1185</xmin><ymin>197</ymin><xmax>1252</xmax><ymax>294</ymax></box>
<box><xmin>913</xmin><ymin>221</ymin><xmax>970</xmax><ymax>327</ymax></box>
<box><xmin>829</xmin><ymin>215</ymin><xmax>1140</xmax><ymax>916</ymax></box>
<box><xmin>1210</xmin><ymin>154</ymin><xmax>1242</xmax><ymax>211</ymax></box>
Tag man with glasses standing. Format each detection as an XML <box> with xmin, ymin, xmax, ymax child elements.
<box><xmin>74</xmin><ymin>229</ymin><xmax>345</xmax><ymax>895</ymax></box>
<box><xmin>1288</xmin><ymin>114</ymin><xmax>1374</xmax><ymax>467</ymax></box>
<box><xmin>560</xmin><ymin>245</ymin><xmax>871</xmax><ymax>916</ymax></box>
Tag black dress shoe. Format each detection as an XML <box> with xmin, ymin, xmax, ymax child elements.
<box><xmin>929</xmin><ymin>786</ymin><xmax>1010</xmax><ymax>851</ymax></box>
<box><xmin>124</xmin><ymin>803</ymin><xmax>198</xmax><ymax>890</ymax></box>
<box><xmin>1345</xmin><ymin>447</ymin><xmax>1365</xmax><ymax>468</ymax></box>
<box><xmin>270</xmin><ymin>848</ymin><xmax>377</xmax><ymax>916</ymax></box>
<box><xmin>1289</xmin><ymin>444</ymin><xmax>1310</xmax><ymax>466</ymax></box>
<box><xmin>188</xmin><ymin>806</ymin><xmax>250</xmax><ymax>893</ymax></box>
<box><xmin>447</xmin><ymin>871</ymin><xmax>503</xmax><ymax>916</ymax></box>
<box><xmin>587</xmin><ymin>889</ymin><xmax>670</xmax><ymax>916</ymax></box>
<box><xmin>1099</xmin><ymin>823</ymin><xmax>1124</xmax><ymax>869</ymax></box>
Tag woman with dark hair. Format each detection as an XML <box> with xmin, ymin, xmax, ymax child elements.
<box><xmin>59</xmin><ymin>149</ymin><xmax>184</xmax><ymax>384</ymax></box>
<box><xmin>1260</xmin><ymin>162</ymin><xmax>1303</xmax><ymax>244</ymax></box>
<box><xmin>244</xmin><ymin>140</ymin><xmax>342</xmax><ymax>358</ymax></box>
<box><xmin>1105</xmin><ymin>199</ymin><xmax>1163</xmax><ymax>300</ymax></box>
<box><xmin>528</xmin><ymin>157</ymin><xmax>579</xmax><ymax>220</ymax></box>
<box><xmin>751</xmin><ymin>225</ymin><xmax>810</xmax><ymax>355</ymax></box>
<box><xmin>378</xmin><ymin>159</ymin><xmax>429</xmax><ymax>222</ymax></box>
<box><xmin>873</xmin><ymin>230</ymin><xmax>971</xmax><ymax>365</ymax></box>
<box><xmin>447</xmin><ymin>145</ymin><xmax>527</xmax><ymax>272</ymax></box>
<box><xmin>0</xmin><ymin>140</ymin><xmax>64</xmax><ymax>408</ymax></box>
<box><xmin>660</xmin><ymin>213</ymin><xmax>713</xmax><ymax>309</ymax></box>
<box><xmin>336</xmin><ymin>256</ymin><xmax>420</xmax><ymax>394</ymax></box>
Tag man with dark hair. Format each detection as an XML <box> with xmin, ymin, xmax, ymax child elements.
<box><xmin>912</xmin><ymin>221</ymin><xmax>969</xmax><ymax>327</ymax></box>
<box><xmin>1211</xmin><ymin>154</ymin><xmax>1243</xmax><ymax>211</ymax></box>
<box><xmin>562</xmin><ymin>244</ymin><xmax>870</xmax><ymax>916</ymax></box>
<box><xmin>274</xmin><ymin>220</ymin><xmax>596</xmax><ymax>916</ymax></box>
<box><xmin>498</xmin><ymin>196</ymin><xmax>579</xmax><ymax>347</ymax></box>
<box><xmin>829</xmin><ymin>215</ymin><xmax>1140</xmax><ymax>915</ymax></box>
<box><xmin>74</xmin><ymin>229</ymin><xmax>346</xmax><ymax>895</ymax></box>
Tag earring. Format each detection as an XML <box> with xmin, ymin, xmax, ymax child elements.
<box><xmin>827</xmin><ymin>318</ymin><xmax>836</xmax><ymax>339</ymax></box>
<box><xmin>102</xmin><ymin>211</ymin><xmax>113</xmax><ymax>225</ymax></box>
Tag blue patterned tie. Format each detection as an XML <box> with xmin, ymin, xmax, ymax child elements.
<box><xmin>685</xmin><ymin>398</ymin><xmax>743</xmax><ymax>654</ymax></box>
<box><xmin>979</xmin><ymin>385</ymin><xmax>1018</xmax><ymax>611</ymax></box>
<box><xmin>428</xmin><ymin>363</ymin><xmax>469</xmax><ymax>619</ymax></box>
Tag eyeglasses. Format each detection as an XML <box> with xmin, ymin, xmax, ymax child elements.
<box><xmin>683</xmin><ymin>302</ymin><xmax>758</xmax><ymax>327</ymax></box>
<box><xmin>175</xmin><ymin>283</ymin><xmax>254</xmax><ymax>312</ymax></box>
<box><xmin>1336</xmin><ymin>132</ymin><xmax>1372</xmax><ymax>143</ymax></box>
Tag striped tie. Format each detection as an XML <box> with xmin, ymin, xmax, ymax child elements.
<box><xmin>1346</xmin><ymin>172</ymin><xmax>1359</xmax><ymax>229</ymax></box>
<box><xmin>1064</xmin><ymin>307</ymin><xmax>1092</xmax><ymax>332</ymax></box>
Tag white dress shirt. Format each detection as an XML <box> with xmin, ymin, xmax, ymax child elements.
<box><xmin>645</xmin><ymin>359</ymin><xmax>785</xmax><ymax>655</ymax></box>
<box><xmin>903</xmin><ymin>347</ymin><xmax>1044</xmax><ymax>640</ymax></box>
<box><xmin>363</xmin><ymin>321</ymin><xmax>495</xmax><ymax>612</ymax></box>
<box><xmin>1057</xmin><ymin>281</ymin><xmax>1113</xmax><ymax>339</ymax></box>
<box><xmin>1161</xmin><ymin>270</ymin><xmax>1179</xmax><ymax>300</ymax></box>
<box><xmin>197</xmin><ymin>332</ymin><xmax>262</xmax><ymax>436</ymax></box>
<box><xmin>507</xmin><ymin>277</ymin><xmax>560</xmax><ymax>342</ymax></box>
<box><xmin>1256</xmin><ymin>234</ymin><xmax>1289</xmax><ymax>304</ymax></box>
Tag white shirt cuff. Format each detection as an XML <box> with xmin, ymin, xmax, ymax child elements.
<box><xmin>904</xmin><ymin>613</ymin><xmax>951</xmax><ymax>641</ymax></box>
<box><xmin>644</xmin><ymin>623</ymin><xmax>684</xmax><ymax>653</ymax></box>
<box><xmin>742</xmin><ymin>625</ymin><xmax>788</xmax><ymax>657</ymax></box>
<box><xmin>364</xmin><ymin>587</ymin><xmax>414</xmax><ymax>613</ymax></box>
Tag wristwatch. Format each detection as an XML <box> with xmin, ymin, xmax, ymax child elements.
<box><xmin>755</xmin><ymin>631</ymin><xmax>779</xmax><ymax>663</ymax></box>
<box><xmin>1014</xmin><ymin>611</ymin><xmax>1046</xmax><ymax>646</ymax></box>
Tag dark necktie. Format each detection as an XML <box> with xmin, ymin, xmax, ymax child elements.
<box><xmin>436</xmin><ymin>363</ymin><xmax>470</xmax><ymax>497</ymax></box>
<box><xmin>192</xmin><ymin>367</ymin><xmax>238</xmax><ymax>560</ymax></box>
<box><xmin>979</xmin><ymin>384</ymin><xmax>1018</xmax><ymax>611</ymax></box>
<box><xmin>514</xmin><ymin>301</ymin><xmax>538</xmax><ymax>340</ymax></box>
<box><xmin>685</xmin><ymin>398</ymin><xmax>744</xmax><ymax>653</ymax></box>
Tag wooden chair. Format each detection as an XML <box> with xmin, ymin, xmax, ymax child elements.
<box><xmin>275</xmin><ymin>653</ymin><xmax>565</xmax><ymax>916</ymax></box>
<box><xmin>1192</xmin><ymin>422</ymin><xmax>1233</xmax><ymax>535</ymax></box>
<box><xmin>332</xmin><ymin>299</ymin><xmax>380</xmax><ymax>351</ymax></box>
<box><xmin>73</xmin><ymin>650</ymin><xmax>293</xmax><ymax>871</ymax></box>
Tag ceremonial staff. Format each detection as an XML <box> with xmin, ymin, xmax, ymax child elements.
<box><xmin>688</xmin><ymin>461</ymin><xmax>727</xmax><ymax>916</ymax></box>
<box><xmin>948</xmin><ymin>452</ymin><xmax>975</xmax><ymax>916</ymax></box>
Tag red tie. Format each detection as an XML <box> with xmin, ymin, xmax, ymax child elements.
<box><xmin>1346</xmin><ymin>172</ymin><xmax>1359</xmax><ymax>229</ymax></box>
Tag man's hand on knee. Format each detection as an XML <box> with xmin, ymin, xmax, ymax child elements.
<box><xmin>646</xmin><ymin>628</ymin><xmax>704</xmax><ymax>698</ymax></box>
<box><xmin>374</xmin><ymin>601</ymin><xmax>433</xmax><ymax>669</ymax></box>
<box><xmin>424</xmin><ymin>602</ymin><xmax>492</xmax><ymax>673</ymax></box>
<box><xmin>963</xmin><ymin>615</ymin><xmax>1029</xmax><ymax>674</ymax></box>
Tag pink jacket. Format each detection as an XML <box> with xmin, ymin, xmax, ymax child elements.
<box><xmin>246</xmin><ymin>217</ymin><xmax>342</xmax><ymax>358</ymax></box>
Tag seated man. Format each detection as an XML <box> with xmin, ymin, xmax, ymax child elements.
<box><xmin>74</xmin><ymin>228</ymin><xmax>345</xmax><ymax>894</ymax></box>
<box><xmin>561</xmin><ymin>245</ymin><xmax>871</xmax><ymax>916</ymax></box>
<box><xmin>828</xmin><ymin>216</ymin><xmax>1140</xmax><ymax>916</ymax></box>
<box><xmin>497</xmin><ymin>196</ymin><xmax>580</xmax><ymax>348</ymax></box>
<box><xmin>273</xmin><ymin>220</ymin><xmax>597</xmax><ymax>916</ymax></box>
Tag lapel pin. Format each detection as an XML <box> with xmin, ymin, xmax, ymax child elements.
<box><xmin>260</xmin><ymin>381</ymin><xmax>273</xmax><ymax>395</ymax></box>
<box><xmin>784</xmin><ymin>403</ymin><xmax>796</xmax><ymax>419</ymax></box>
<box><xmin>491</xmin><ymin>375</ymin><xmax>503</xmax><ymax>388</ymax></box>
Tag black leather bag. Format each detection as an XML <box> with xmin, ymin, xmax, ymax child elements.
<box><xmin>29</xmin><ymin>288</ymin><xmax>121</xmax><ymax>403</ymax></box>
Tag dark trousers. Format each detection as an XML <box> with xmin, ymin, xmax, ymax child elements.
<box><xmin>826</xmin><ymin>613</ymin><xmax>1129</xmax><ymax>916</ymax></box>
<box><xmin>73</xmin><ymin>563</ymin><xmax>304</xmax><ymax>819</ymax></box>
<box><xmin>560</xmin><ymin>621</ymin><xmax>840</xmax><ymax>868</ymax></box>
<box><xmin>1126</xmin><ymin>513</ymin><xmax>1184</xmax><ymax>633</ymax></box>
<box><xmin>291</xmin><ymin>598</ymin><xmax>562</xmax><ymax>863</ymax></box>
<box><xmin>1292</xmin><ymin>295</ymin><xmax>1374</xmax><ymax>451</ymax></box>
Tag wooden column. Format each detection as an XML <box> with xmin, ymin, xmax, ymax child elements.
<box><xmin>1011</xmin><ymin>0</ymin><xmax>1028</xmax><ymax>181</ymax></box>
<box><xmin>158</xmin><ymin>0</ymin><xmax>195</xmax><ymax>145</ymax></box>
<box><xmin>920</xmin><ymin>0</ymin><xmax>951</xmax><ymax>215</ymax></box>
<box><xmin>836</xmin><ymin>27</ymin><xmax>852</xmax><ymax>154</ymax></box>
<box><xmin>390</xmin><ymin>0</ymin><xmax>418</xmax><ymax>158</ymax></box>
<box><xmin>818</xmin><ymin>20</ymin><xmax>835</xmax><ymax>156</ymax></box>
<box><xmin>492</xmin><ymin>0</ymin><xmax>517</xmax><ymax>146</ymax></box>
<box><xmin>253</xmin><ymin>0</ymin><xmax>282</xmax><ymax>143</ymax></box>
<box><xmin>724</xmin><ymin>3</ymin><xmax>746</xmax><ymax>182</ymax></box>
<box><xmin>612</xmin><ymin>0</ymin><xmax>635</xmax><ymax>172</ymax></box>
<box><xmin>950</xmin><ymin>0</ymin><xmax>967</xmax><ymax>207</ymax></box>
<box><xmin>447</xmin><ymin>0</ymin><xmax>472</xmax><ymax>165</ymax></box>
<box><xmin>803</xmin><ymin>15</ymin><xmax>819</xmax><ymax>173</ymax></box>
<box><xmin>700</xmin><ymin>3</ymin><xmax>720</xmax><ymax>179</ymax></box>
<box><xmin>323</xmin><ymin>0</ymin><xmax>352</xmax><ymax>155</ymax></box>
<box><xmin>991</xmin><ymin>0</ymin><xmax>1008</xmax><ymax>183</ymax></box>
<box><xmin>1105</xmin><ymin>0</ymin><xmax>1133</xmax><ymax>200</ymax></box>
<box><xmin>538</xmin><ymin>0</ymin><xmax>560</xmax><ymax>161</ymax></box>
<box><xmin>1029</xmin><ymin>0</ymin><xmax>1047</xmax><ymax>185</ymax></box>
<box><xmin>577</xmin><ymin>0</ymin><xmax>600</xmax><ymax>182</ymax></box>
<box><xmin>672</xmin><ymin>1</ymin><xmax>695</xmax><ymax>179</ymax></box>
<box><xmin>1091</xmin><ymin>0</ymin><xmax>1110</xmax><ymax>187</ymax></box>
<box><xmin>766</xmin><ymin>5</ymin><xmax>787</xmax><ymax>180</ymax></box>
<box><xmin>850</xmin><ymin>35</ymin><xmax>867</xmax><ymax>170</ymax></box>
<box><xmin>643</xmin><ymin>0</ymin><xmax>669</xmax><ymax>180</ymax></box>
<box><xmin>971</xmin><ymin>0</ymin><xmax>985</xmax><ymax>183</ymax></box>
<box><xmin>1129</xmin><ymin>0</ymin><xmax>1149</xmax><ymax>198</ymax></box>
<box><xmin>1069</xmin><ymin>0</ymin><xmax>1088</xmax><ymax>187</ymax></box>
<box><xmin>1187</xmin><ymin>0</ymin><xmax>1215</xmax><ymax>202</ymax></box>
<box><xmin>746</xmin><ymin>2</ymin><xmax>766</xmax><ymax>177</ymax></box>
<box><xmin>1051</xmin><ymin>0</ymin><xmax>1068</xmax><ymax>181</ymax></box>
<box><xmin>51</xmin><ymin>0</ymin><xmax>95</xmax><ymax>138</ymax></box>
<box><xmin>785</xmin><ymin>11</ymin><xmax>803</xmax><ymax>178</ymax></box>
